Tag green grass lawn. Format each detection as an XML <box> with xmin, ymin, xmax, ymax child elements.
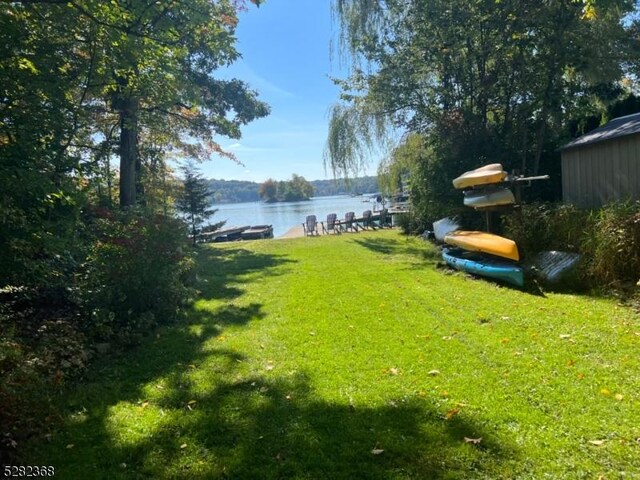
<box><xmin>27</xmin><ymin>230</ymin><xmax>640</xmax><ymax>479</ymax></box>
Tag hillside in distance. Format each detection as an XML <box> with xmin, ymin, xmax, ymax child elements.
<box><xmin>207</xmin><ymin>176</ymin><xmax>379</xmax><ymax>204</ymax></box>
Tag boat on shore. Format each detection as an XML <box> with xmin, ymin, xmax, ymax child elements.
<box><xmin>463</xmin><ymin>187</ymin><xmax>515</xmax><ymax>209</ymax></box>
<box><xmin>444</xmin><ymin>230</ymin><xmax>520</xmax><ymax>261</ymax></box>
<box><xmin>432</xmin><ymin>217</ymin><xmax>460</xmax><ymax>242</ymax></box>
<box><xmin>453</xmin><ymin>163</ymin><xmax>507</xmax><ymax>190</ymax></box>
<box><xmin>442</xmin><ymin>248</ymin><xmax>524</xmax><ymax>287</ymax></box>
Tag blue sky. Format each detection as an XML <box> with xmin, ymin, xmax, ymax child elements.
<box><xmin>203</xmin><ymin>0</ymin><xmax>379</xmax><ymax>182</ymax></box>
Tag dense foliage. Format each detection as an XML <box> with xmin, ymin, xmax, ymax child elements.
<box><xmin>327</xmin><ymin>0</ymin><xmax>639</xmax><ymax>224</ymax></box>
<box><xmin>503</xmin><ymin>201</ymin><xmax>640</xmax><ymax>288</ymax></box>
<box><xmin>258</xmin><ymin>174</ymin><xmax>314</xmax><ymax>202</ymax></box>
<box><xmin>0</xmin><ymin>0</ymin><xmax>266</xmax><ymax>460</ymax></box>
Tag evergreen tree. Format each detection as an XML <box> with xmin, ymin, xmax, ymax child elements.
<box><xmin>176</xmin><ymin>162</ymin><xmax>221</xmax><ymax>246</ymax></box>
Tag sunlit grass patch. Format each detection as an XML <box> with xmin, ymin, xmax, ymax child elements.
<box><xmin>26</xmin><ymin>230</ymin><xmax>640</xmax><ymax>479</ymax></box>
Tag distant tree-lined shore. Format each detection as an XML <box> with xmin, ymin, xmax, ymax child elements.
<box><xmin>207</xmin><ymin>176</ymin><xmax>379</xmax><ymax>204</ymax></box>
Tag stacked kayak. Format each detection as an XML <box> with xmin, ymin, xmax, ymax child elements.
<box><xmin>463</xmin><ymin>187</ymin><xmax>515</xmax><ymax>209</ymax></box>
<box><xmin>439</xmin><ymin>162</ymin><xmax>525</xmax><ymax>287</ymax></box>
<box><xmin>453</xmin><ymin>163</ymin><xmax>515</xmax><ymax>210</ymax></box>
<box><xmin>452</xmin><ymin>163</ymin><xmax>507</xmax><ymax>190</ymax></box>
<box><xmin>443</xmin><ymin>230</ymin><xmax>519</xmax><ymax>261</ymax></box>
<box><xmin>442</xmin><ymin>230</ymin><xmax>523</xmax><ymax>287</ymax></box>
<box><xmin>442</xmin><ymin>248</ymin><xmax>524</xmax><ymax>287</ymax></box>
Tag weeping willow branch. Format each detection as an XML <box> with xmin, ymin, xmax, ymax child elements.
<box><xmin>331</xmin><ymin>0</ymin><xmax>387</xmax><ymax>65</ymax></box>
<box><xmin>327</xmin><ymin>0</ymin><xmax>404</xmax><ymax>178</ymax></box>
<box><xmin>324</xmin><ymin>99</ymin><xmax>393</xmax><ymax>178</ymax></box>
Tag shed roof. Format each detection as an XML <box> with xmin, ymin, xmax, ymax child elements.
<box><xmin>561</xmin><ymin>112</ymin><xmax>640</xmax><ymax>151</ymax></box>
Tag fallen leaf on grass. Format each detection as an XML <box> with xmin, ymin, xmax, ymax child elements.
<box><xmin>445</xmin><ymin>408</ymin><xmax>460</xmax><ymax>420</ymax></box>
<box><xmin>464</xmin><ymin>437</ymin><xmax>482</xmax><ymax>445</ymax></box>
<box><xmin>559</xmin><ymin>334</ymin><xmax>571</xmax><ymax>339</ymax></box>
<box><xmin>371</xmin><ymin>448</ymin><xmax>384</xmax><ymax>455</ymax></box>
<box><xmin>259</xmin><ymin>386</ymin><xmax>269</xmax><ymax>393</ymax></box>
<box><xmin>188</xmin><ymin>400</ymin><xmax>197</xmax><ymax>405</ymax></box>
<box><xmin>427</xmin><ymin>369</ymin><xmax>440</xmax><ymax>376</ymax></box>
<box><xmin>615</xmin><ymin>394</ymin><xmax>624</xmax><ymax>401</ymax></box>
<box><xmin>180</xmin><ymin>443</ymin><xmax>188</xmax><ymax>449</ymax></box>
<box><xmin>140</xmin><ymin>400</ymin><xmax>150</xmax><ymax>408</ymax></box>
<box><xmin>265</xmin><ymin>363</ymin><xmax>275</xmax><ymax>371</ymax></box>
<box><xmin>600</xmin><ymin>388</ymin><xmax>611</xmax><ymax>396</ymax></box>
<box><xmin>588</xmin><ymin>440</ymin><xmax>605</xmax><ymax>446</ymax></box>
<box><xmin>388</xmin><ymin>367</ymin><xmax>400</xmax><ymax>376</ymax></box>
<box><xmin>500</xmin><ymin>337</ymin><xmax>510</xmax><ymax>344</ymax></box>
<box><xmin>66</xmin><ymin>444</ymin><xmax>74</xmax><ymax>449</ymax></box>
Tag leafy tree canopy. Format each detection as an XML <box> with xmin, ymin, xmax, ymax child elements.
<box><xmin>259</xmin><ymin>175</ymin><xmax>314</xmax><ymax>203</ymax></box>
<box><xmin>327</xmin><ymin>0</ymin><xmax>639</xmax><ymax>224</ymax></box>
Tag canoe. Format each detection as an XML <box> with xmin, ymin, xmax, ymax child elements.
<box><xmin>529</xmin><ymin>251</ymin><xmax>581</xmax><ymax>284</ymax></box>
<box><xmin>452</xmin><ymin>163</ymin><xmax>507</xmax><ymax>190</ymax></box>
<box><xmin>442</xmin><ymin>248</ymin><xmax>524</xmax><ymax>287</ymax></box>
<box><xmin>432</xmin><ymin>217</ymin><xmax>460</xmax><ymax>242</ymax></box>
<box><xmin>444</xmin><ymin>230</ymin><xmax>520</xmax><ymax>261</ymax></box>
<box><xmin>463</xmin><ymin>187</ymin><xmax>515</xmax><ymax>209</ymax></box>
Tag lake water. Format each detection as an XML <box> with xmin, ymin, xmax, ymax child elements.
<box><xmin>209</xmin><ymin>195</ymin><xmax>382</xmax><ymax>238</ymax></box>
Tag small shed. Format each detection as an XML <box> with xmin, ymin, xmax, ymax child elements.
<box><xmin>560</xmin><ymin>112</ymin><xmax>640</xmax><ymax>208</ymax></box>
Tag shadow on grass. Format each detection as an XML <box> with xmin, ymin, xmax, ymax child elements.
<box><xmin>27</xmin><ymin>244</ymin><xmax>518</xmax><ymax>478</ymax></box>
<box><xmin>193</xmin><ymin>246</ymin><xmax>297</xmax><ymax>301</ymax></box>
<box><xmin>352</xmin><ymin>237</ymin><xmax>441</xmax><ymax>265</ymax></box>
<box><xmin>40</xmin><ymin>369</ymin><xmax>516</xmax><ymax>479</ymax></box>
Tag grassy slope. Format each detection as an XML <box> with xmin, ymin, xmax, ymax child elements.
<box><xmin>27</xmin><ymin>231</ymin><xmax>640</xmax><ymax>479</ymax></box>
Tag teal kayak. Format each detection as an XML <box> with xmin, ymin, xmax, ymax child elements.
<box><xmin>442</xmin><ymin>248</ymin><xmax>524</xmax><ymax>287</ymax></box>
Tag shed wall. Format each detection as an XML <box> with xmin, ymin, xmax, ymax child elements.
<box><xmin>561</xmin><ymin>134</ymin><xmax>640</xmax><ymax>208</ymax></box>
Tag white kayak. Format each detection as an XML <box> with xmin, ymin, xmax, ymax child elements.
<box><xmin>432</xmin><ymin>217</ymin><xmax>461</xmax><ymax>242</ymax></box>
<box><xmin>463</xmin><ymin>187</ymin><xmax>515</xmax><ymax>209</ymax></box>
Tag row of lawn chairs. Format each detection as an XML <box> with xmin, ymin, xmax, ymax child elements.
<box><xmin>303</xmin><ymin>209</ymin><xmax>392</xmax><ymax>236</ymax></box>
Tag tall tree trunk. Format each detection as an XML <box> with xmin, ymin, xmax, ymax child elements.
<box><xmin>119</xmin><ymin>96</ymin><xmax>139</xmax><ymax>208</ymax></box>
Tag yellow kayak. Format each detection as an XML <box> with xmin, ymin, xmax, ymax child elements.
<box><xmin>443</xmin><ymin>230</ymin><xmax>520</xmax><ymax>261</ymax></box>
<box><xmin>452</xmin><ymin>163</ymin><xmax>507</xmax><ymax>190</ymax></box>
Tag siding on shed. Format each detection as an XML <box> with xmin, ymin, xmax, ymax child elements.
<box><xmin>561</xmin><ymin>133</ymin><xmax>640</xmax><ymax>208</ymax></box>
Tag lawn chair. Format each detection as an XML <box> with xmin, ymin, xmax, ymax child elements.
<box><xmin>340</xmin><ymin>211</ymin><xmax>359</xmax><ymax>233</ymax></box>
<box><xmin>376</xmin><ymin>208</ymin><xmax>391</xmax><ymax>228</ymax></box>
<box><xmin>321</xmin><ymin>213</ymin><xmax>340</xmax><ymax>235</ymax></box>
<box><xmin>359</xmin><ymin>210</ymin><xmax>375</xmax><ymax>230</ymax></box>
<box><xmin>302</xmin><ymin>215</ymin><xmax>319</xmax><ymax>236</ymax></box>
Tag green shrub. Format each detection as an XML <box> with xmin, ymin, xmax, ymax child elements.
<box><xmin>503</xmin><ymin>201</ymin><xmax>640</xmax><ymax>288</ymax></box>
<box><xmin>502</xmin><ymin>203</ymin><xmax>588</xmax><ymax>259</ymax></box>
<box><xmin>77</xmin><ymin>209</ymin><xmax>194</xmax><ymax>345</ymax></box>
<box><xmin>581</xmin><ymin>201</ymin><xmax>640</xmax><ymax>287</ymax></box>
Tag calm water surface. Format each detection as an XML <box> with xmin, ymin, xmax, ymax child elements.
<box><xmin>209</xmin><ymin>195</ymin><xmax>382</xmax><ymax>237</ymax></box>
